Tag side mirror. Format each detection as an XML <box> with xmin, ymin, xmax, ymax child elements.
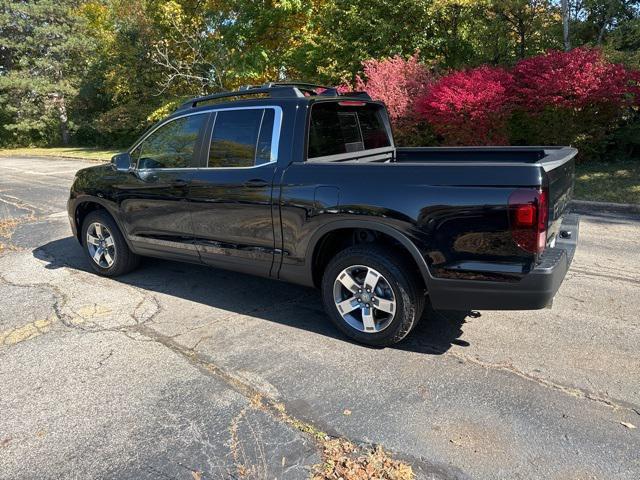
<box><xmin>111</xmin><ymin>153</ymin><xmax>133</xmax><ymax>172</ymax></box>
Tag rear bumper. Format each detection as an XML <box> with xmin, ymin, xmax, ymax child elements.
<box><xmin>429</xmin><ymin>214</ymin><xmax>580</xmax><ymax>311</ymax></box>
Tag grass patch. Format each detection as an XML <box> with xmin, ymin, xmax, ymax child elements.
<box><xmin>574</xmin><ymin>160</ymin><xmax>640</xmax><ymax>204</ymax></box>
<box><xmin>0</xmin><ymin>147</ymin><xmax>119</xmax><ymax>162</ymax></box>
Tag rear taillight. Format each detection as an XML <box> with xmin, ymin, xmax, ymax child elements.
<box><xmin>508</xmin><ymin>188</ymin><xmax>548</xmax><ymax>254</ymax></box>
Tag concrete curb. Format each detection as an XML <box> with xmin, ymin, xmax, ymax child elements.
<box><xmin>571</xmin><ymin>199</ymin><xmax>640</xmax><ymax>216</ymax></box>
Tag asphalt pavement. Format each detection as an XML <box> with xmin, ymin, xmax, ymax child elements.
<box><xmin>1</xmin><ymin>156</ymin><xmax>639</xmax><ymax>479</ymax></box>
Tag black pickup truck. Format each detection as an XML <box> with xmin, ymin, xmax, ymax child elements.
<box><xmin>68</xmin><ymin>83</ymin><xmax>579</xmax><ymax>346</ymax></box>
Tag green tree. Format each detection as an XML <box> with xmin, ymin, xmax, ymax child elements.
<box><xmin>565</xmin><ymin>0</ymin><xmax>639</xmax><ymax>55</ymax></box>
<box><xmin>0</xmin><ymin>0</ymin><xmax>94</xmax><ymax>146</ymax></box>
<box><xmin>292</xmin><ymin>0</ymin><xmax>434</xmax><ymax>83</ymax></box>
<box><xmin>76</xmin><ymin>0</ymin><xmax>167</xmax><ymax>146</ymax></box>
<box><xmin>219</xmin><ymin>0</ymin><xmax>315</xmax><ymax>86</ymax></box>
<box><xmin>605</xmin><ymin>17</ymin><xmax>640</xmax><ymax>68</ymax></box>
<box><xmin>487</xmin><ymin>0</ymin><xmax>560</xmax><ymax>60</ymax></box>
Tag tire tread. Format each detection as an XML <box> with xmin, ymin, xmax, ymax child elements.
<box><xmin>321</xmin><ymin>244</ymin><xmax>425</xmax><ymax>346</ymax></box>
<box><xmin>81</xmin><ymin>210</ymin><xmax>140</xmax><ymax>277</ymax></box>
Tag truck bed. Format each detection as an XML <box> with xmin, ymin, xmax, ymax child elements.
<box><xmin>395</xmin><ymin>146</ymin><xmax>576</xmax><ymax>171</ymax></box>
<box><xmin>395</xmin><ymin>146</ymin><xmax>577</xmax><ymax>226</ymax></box>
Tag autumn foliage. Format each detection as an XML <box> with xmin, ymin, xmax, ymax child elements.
<box><xmin>415</xmin><ymin>66</ymin><xmax>515</xmax><ymax>145</ymax></box>
<box><xmin>348</xmin><ymin>53</ymin><xmax>436</xmax><ymax>145</ymax></box>
<box><xmin>354</xmin><ymin>54</ymin><xmax>432</xmax><ymax>121</ymax></box>
<box><xmin>511</xmin><ymin>48</ymin><xmax>633</xmax><ymax>111</ymax></box>
<box><xmin>356</xmin><ymin>48</ymin><xmax>640</xmax><ymax>159</ymax></box>
<box><xmin>507</xmin><ymin>48</ymin><xmax>639</xmax><ymax>158</ymax></box>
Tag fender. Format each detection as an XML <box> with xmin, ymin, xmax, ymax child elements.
<box><xmin>70</xmin><ymin>194</ymin><xmax>134</xmax><ymax>250</ymax></box>
<box><xmin>303</xmin><ymin>219</ymin><xmax>434</xmax><ymax>288</ymax></box>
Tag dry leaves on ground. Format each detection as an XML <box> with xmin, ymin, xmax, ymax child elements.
<box><xmin>313</xmin><ymin>438</ymin><xmax>414</xmax><ymax>480</ymax></box>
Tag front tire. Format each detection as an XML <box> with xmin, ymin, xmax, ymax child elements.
<box><xmin>81</xmin><ymin>210</ymin><xmax>140</xmax><ymax>277</ymax></box>
<box><xmin>321</xmin><ymin>245</ymin><xmax>425</xmax><ymax>346</ymax></box>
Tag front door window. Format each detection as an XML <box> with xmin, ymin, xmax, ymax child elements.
<box><xmin>135</xmin><ymin>114</ymin><xmax>207</xmax><ymax>169</ymax></box>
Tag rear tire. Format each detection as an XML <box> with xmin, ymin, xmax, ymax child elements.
<box><xmin>321</xmin><ymin>245</ymin><xmax>425</xmax><ymax>346</ymax></box>
<box><xmin>81</xmin><ymin>210</ymin><xmax>140</xmax><ymax>277</ymax></box>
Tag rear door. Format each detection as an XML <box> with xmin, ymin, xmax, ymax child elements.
<box><xmin>188</xmin><ymin>106</ymin><xmax>281</xmax><ymax>277</ymax></box>
<box><xmin>119</xmin><ymin>112</ymin><xmax>209</xmax><ymax>260</ymax></box>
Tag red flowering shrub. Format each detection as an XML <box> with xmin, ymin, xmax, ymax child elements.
<box><xmin>508</xmin><ymin>48</ymin><xmax>638</xmax><ymax>159</ymax></box>
<box><xmin>350</xmin><ymin>49</ymin><xmax>639</xmax><ymax>158</ymax></box>
<box><xmin>354</xmin><ymin>53</ymin><xmax>433</xmax><ymax>120</ymax></box>
<box><xmin>345</xmin><ymin>54</ymin><xmax>436</xmax><ymax>145</ymax></box>
<box><xmin>512</xmin><ymin>48</ymin><xmax>632</xmax><ymax>111</ymax></box>
<box><xmin>415</xmin><ymin>66</ymin><xmax>515</xmax><ymax>145</ymax></box>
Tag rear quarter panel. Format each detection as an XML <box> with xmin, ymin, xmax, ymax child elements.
<box><xmin>277</xmin><ymin>162</ymin><xmax>545</xmax><ymax>286</ymax></box>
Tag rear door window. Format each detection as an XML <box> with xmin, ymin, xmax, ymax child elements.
<box><xmin>308</xmin><ymin>102</ymin><xmax>391</xmax><ymax>159</ymax></box>
<box><xmin>208</xmin><ymin>109</ymin><xmax>275</xmax><ymax>168</ymax></box>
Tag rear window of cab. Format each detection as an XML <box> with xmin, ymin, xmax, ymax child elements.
<box><xmin>308</xmin><ymin>102</ymin><xmax>391</xmax><ymax>160</ymax></box>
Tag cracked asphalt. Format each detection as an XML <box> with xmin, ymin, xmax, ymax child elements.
<box><xmin>1</xmin><ymin>156</ymin><xmax>639</xmax><ymax>480</ymax></box>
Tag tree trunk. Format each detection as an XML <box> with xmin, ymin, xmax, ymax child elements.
<box><xmin>518</xmin><ymin>18</ymin><xmax>526</xmax><ymax>59</ymax></box>
<box><xmin>561</xmin><ymin>0</ymin><xmax>570</xmax><ymax>51</ymax></box>
<box><xmin>597</xmin><ymin>21</ymin><xmax>608</xmax><ymax>45</ymax></box>
<box><xmin>57</xmin><ymin>95</ymin><xmax>70</xmax><ymax>146</ymax></box>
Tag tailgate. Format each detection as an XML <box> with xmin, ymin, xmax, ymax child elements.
<box><xmin>539</xmin><ymin>147</ymin><xmax>577</xmax><ymax>242</ymax></box>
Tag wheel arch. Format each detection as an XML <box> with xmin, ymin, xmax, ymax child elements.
<box><xmin>306</xmin><ymin>220</ymin><xmax>432</xmax><ymax>290</ymax></box>
<box><xmin>73</xmin><ymin>197</ymin><xmax>131</xmax><ymax>248</ymax></box>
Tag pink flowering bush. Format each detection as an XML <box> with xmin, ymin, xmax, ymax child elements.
<box><xmin>354</xmin><ymin>54</ymin><xmax>432</xmax><ymax>121</ymax></box>
<box><xmin>344</xmin><ymin>54</ymin><xmax>437</xmax><ymax>145</ymax></box>
<box><xmin>507</xmin><ymin>48</ymin><xmax>638</xmax><ymax>158</ymax></box>
<box><xmin>415</xmin><ymin>66</ymin><xmax>515</xmax><ymax>145</ymax></box>
<box><xmin>348</xmin><ymin>49</ymin><xmax>639</xmax><ymax>158</ymax></box>
<box><xmin>511</xmin><ymin>48</ymin><xmax>633</xmax><ymax>112</ymax></box>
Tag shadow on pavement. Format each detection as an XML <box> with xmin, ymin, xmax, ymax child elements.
<box><xmin>33</xmin><ymin>236</ymin><xmax>476</xmax><ymax>355</ymax></box>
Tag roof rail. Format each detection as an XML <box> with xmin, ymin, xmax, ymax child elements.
<box><xmin>260</xmin><ymin>82</ymin><xmax>333</xmax><ymax>92</ymax></box>
<box><xmin>177</xmin><ymin>86</ymin><xmax>305</xmax><ymax>110</ymax></box>
<box><xmin>260</xmin><ymin>83</ymin><xmax>372</xmax><ymax>99</ymax></box>
<box><xmin>177</xmin><ymin>83</ymin><xmax>371</xmax><ymax>110</ymax></box>
<box><xmin>260</xmin><ymin>83</ymin><xmax>372</xmax><ymax>100</ymax></box>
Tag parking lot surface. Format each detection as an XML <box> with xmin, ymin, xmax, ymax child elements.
<box><xmin>1</xmin><ymin>156</ymin><xmax>639</xmax><ymax>479</ymax></box>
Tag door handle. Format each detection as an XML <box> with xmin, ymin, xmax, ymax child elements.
<box><xmin>244</xmin><ymin>179</ymin><xmax>269</xmax><ymax>188</ymax></box>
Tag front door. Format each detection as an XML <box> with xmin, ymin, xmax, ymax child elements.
<box><xmin>188</xmin><ymin>107</ymin><xmax>280</xmax><ymax>277</ymax></box>
<box><xmin>118</xmin><ymin>112</ymin><xmax>209</xmax><ymax>261</ymax></box>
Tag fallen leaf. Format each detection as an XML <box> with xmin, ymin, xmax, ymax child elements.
<box><xmin>343</xmin><ymin>409</ymin><xmax>352</xmax><ymax>416</ymax></box>
<box><xmin>191</xmin><ymin>471</ymin><xmax>202</xmax><ymax>480</ymax></box>
<box><xmin>620</xmin><ymin>421</ymin><xmax>636</xmax><ymax>429</ymax></box>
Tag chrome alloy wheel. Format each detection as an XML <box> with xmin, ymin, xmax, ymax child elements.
<box><xmin>86</xmin><ymin>222</ymin><xmax>116</xmax><ymax>268</ymax></box>
<box><xmin>333</xmin><ymin>265</ymin><xmax>396</xmax><ymax>333</ymax></box>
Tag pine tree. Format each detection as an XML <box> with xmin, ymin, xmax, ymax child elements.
<box><xmin>0</xmin><ymin>0</ymin><xmax>93</xmax><ymax>145</ymax></box>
